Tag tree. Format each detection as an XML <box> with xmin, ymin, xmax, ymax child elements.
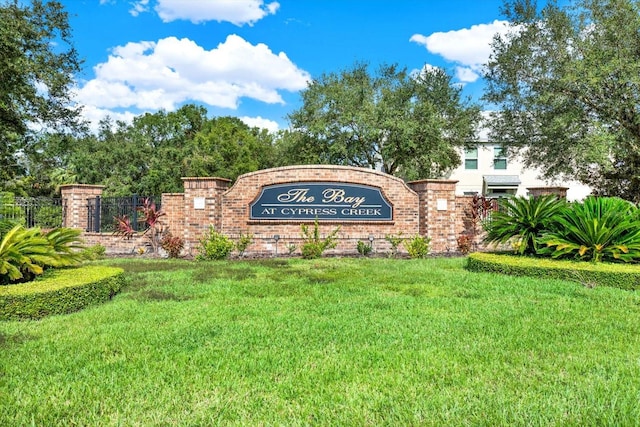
<box><xmin>484</xmin><ymin>0</ymin><xmax>640</xmax><ymax>201</ymax></box>
<box><xmin>286</xmin><ymin>63</ymin><xmax>481</xmax><ymax>180</ymax></box>
<box><xmin>69</xmin><ymin>105</ymin><xmax>210</xmax><ymax>196</ymax></box>
<box><xmin>0</xmin><ymin>0</ymin><xmax>82</xmax><ymax>188</ymax></box>
<box><xmin>185</xmin><ymin>116</ymin><xmax>276</xmax><ymax>180</ymax></box>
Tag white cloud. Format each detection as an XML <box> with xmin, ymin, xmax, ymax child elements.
<box><xmin>154</xmin><ymin>0</ymin><xmax>280</xmax><ymax>25</ymax></box>
<box><xmin>410</xmin><ymin>20</ymin><xmax>512</xmax><ymax>78</ymax></box>
<box><xmin>80</xmin><ymin>105</ymin><xmax>139</xmax><ymax>133</ymax></box>
<box><xmin>129</xmin><ymin>0</ymin><xmax>150</xmax><ymax>17</ymax></box>
<box><xmin>75</xmin><ymin>34</ymin><xmax>310</xmax><ymax>115</ymax></box>
<box><xmin>455</xmin><ymin>66</ymin><xmax>480</xmax><ymax>83</ymax></box>
<box><xmin>240</xmin><ymin>116</ymin><xmax>279</xmax><ymax>133</ymax></box>
<box><xmin>411</xmin><ymin>63</ymin><xmax>441</xmax><ymax>78</ymax></box>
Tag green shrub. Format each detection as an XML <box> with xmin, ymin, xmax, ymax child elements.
<box><xmin>300</xmin><ymin>219</ymin><xmax>340</xmax><ymax>259</ymax></box>
<box><xmin>196</xmin><ymin>226</ymin><xmax>234</xmax><ymax>260</ymax></box>
<box><xmin>1</xmin><ymin>225</ymin><xmax>56</xmax><ymax>284</ymax></box>
<box><xmin>82</xmin><ymin>244</ymin><xmax>106</xmax><ymax>260</ymax></box>
<box><xmin>0</xmin><ymin>265</ymin><xmax>125</xmax><ymax>320</ymax></box>
<box><xmin>235</xmin><ymin>232</ymin><xmax>254</xmax><ymax>257</ymax></box>
<box><xmin>44</xmin><ymin>227</ymin><xmax>86</xmax><ymax>267</ymax></box>
<box><xmin>34</xmin><ymin>205</ymin><xmax>63</xmax><ymax>228</ymax></box>
<box><xmin>541</xmin><ymin>196</ymin><xmax>640</xmax><ymax>262</ymax></box>
<box><xmin>404</xmin><ymin>235</ymin><xmax>431</xmax><ymax>259</ymax></box>
<box><xmin>0</xmin><ymin>192</ymin><xmax>25</xmax><ymax>228</ymax></box>
<box><xmin>466</xmin><ymin>252</ymin><xmax>640</xmax><ymax>291</ymax></box>
<box><xmin>1</xmin><ymin>226</ymin><xmax>86</xmax><ymax>285</ymax></box>
<box><xmin>356</xmin><ymin>240</ymin><xmax>373</xmax><ymax>257</ymax></box>
<box><xmin>484</xmin><ymin>195</ymin><xmax>565</xmax><ymax>255</ymax></box>
<box><xmin>384</xmin><ymin>232</ymin><xmax>404</xmax><ymax>258</ymax></box>
<box><xmin>286</xmin><ymin>243</ymin><xmax>297</xmax><ymax>256</ymax></box>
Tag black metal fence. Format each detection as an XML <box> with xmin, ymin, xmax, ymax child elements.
<box><xmin>86</xmin><ymin>195</ymin><xmax>160</xmax><ymax>233</ymax></box>
<box><xmin>0</xmin><ymin>196</ymin><xmax>66</xmax><ymax>229</ymax></box>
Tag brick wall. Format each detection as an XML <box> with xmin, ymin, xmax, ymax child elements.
<box><xmin>60</xmin><ymin>168</ymin><xmax>570</xmax><ymax>257</ymax></box>
<box><xmin>527</xmin><ymin>186</ymin><xmax>569</xmax><ymax>198</ymax></box>
<box><xmin>408</xmin><ymin>180</ymin><xmax>459</xmax><ymax>253</ymax></box>
<box><xmin>182</xmin><ymin>177</ymin><xmax>231</xmax><ymax>253</ymax></box>
<box><xmin>60</xmin><ymin>184</ymin><xmax>104</xmax><ymax>231</ymax></box>
<box><xmin>218</xmin><ymin>165</ymin><xmax>420</xmax><ymax>256</ymax></box>
<box><xmin>161</xmin><ymin>193</ymin><xmax>185</xmax><ymax>238</ymax></box>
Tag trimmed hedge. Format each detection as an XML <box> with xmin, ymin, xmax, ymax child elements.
<box><xmin>466</xmin><ymin>252</ymin><xmax>640</xmax><ymax>291</ymax></box>
<box><xmin>0</xmin><ymin>266</ymin><xmax>125</xmax><ymax>320</ymax></box>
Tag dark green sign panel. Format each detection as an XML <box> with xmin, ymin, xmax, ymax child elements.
<box><xmin>250</xmin><ymin>182</ymin><xmax>393</xmax><ymax>221</ymax></box>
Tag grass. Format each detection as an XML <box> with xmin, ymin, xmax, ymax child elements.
<box><xmin>1</xmin><ymin>257</ymin><xmax>640</xmax><ymax>425</ymax></box>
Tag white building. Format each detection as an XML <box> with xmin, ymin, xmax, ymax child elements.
<box><xmin>445</xmin><ymin>142</ymin><xmax>592</xmax><ymax>201</ymax></box>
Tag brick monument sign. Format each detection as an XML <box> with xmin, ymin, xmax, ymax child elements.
<box><xmin>61</xmin><ymin>165</ymin><xmax>481</xmax><ymax>256</ymax></box>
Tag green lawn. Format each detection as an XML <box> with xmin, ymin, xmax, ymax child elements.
<box><xmin>1</xmin><ymin>257</ymin><xmax>640</xmax><ymax>425</ymax></box>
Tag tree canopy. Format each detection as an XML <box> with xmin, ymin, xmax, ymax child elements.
<box><xmin>285</xmin><ymin>63</ymin><xmax>482</xmax><ymax>180</ymax></box>
<box><xmin>484</xmin><ymin>0</ymin><xmax>640</xmax><ymax>201</ymax></box>
<box><xmin>64</xmin><ymin>106</ymin><xmax>277</xmax><ymax>196</ymax></box>
<box><xmin>0</xmin><ymin>0</ymin><xmax>82</xmax><ymax>187</ymax></box>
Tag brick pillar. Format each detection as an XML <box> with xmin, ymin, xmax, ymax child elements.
<box><xmin>60</xmin><ymin>184</ymin><xmax>104</xmax><ymax>230</ymax></box>
<box><xmin>408</xmin><ymin>179</ymin><xmax>458</xmax><ymax>253</ymax></box>
<box><xmin>527</xmin><ymin>186</ymin><xmax>569</xmax><ymax>199</ymax></box>
<box><xmin>182</xmin><ymin>177</ymin><xmax>231</xmax><ymax>251</ymax></box>
<box><xmin>160</xmin><ymin>193</ymin><xmax>185</xmax><ymax>236</ymax></box>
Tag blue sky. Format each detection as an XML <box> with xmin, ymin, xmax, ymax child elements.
<box><xmin>62</xmin><ymin>0</ymin><xmax>516</xmax><ymax>132</ymax></box>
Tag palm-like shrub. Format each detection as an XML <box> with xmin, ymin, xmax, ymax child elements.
<box><xmin>45</xmin><ymin>228</ymin><xmax>86</xmax><ymax>267</ymax></box>
<box><xmin>483</xmin><ymin>195</ymin><xmax>566</xmax><ymax>255</ymax></box>
<box><xmin>1</xmin><ymin>226</ymin><xmax>86</xmax><ymax>285</ymax></box>
<box><xmin>541</xmin><ymin>196</ymin><xmax>640</xmax><ymax>262</ymax></box>
<box><xmin>0</xmin><ymin>226</ymin><xmax>56</xmax><ymax>284</ymax></box>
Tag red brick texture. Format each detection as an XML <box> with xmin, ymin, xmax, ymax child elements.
<box><xmin>60</xmin><ymin>167</ymin><xmax>570</xmax><ymax>256</ymax></box>
<box><xmin>219</xmin><ymin>165</ymin><xmax>419</xmax><ymax>256</ymax></box>
<box><xmin>407</xmin><ymin>180</ymin><xmax>460</xmax><ymax>253</ymax></box>
<box><xmin>60</xmin><ymin>184</ymin><xmax>104</xmax><ymax>231</ymax></box>
<box><xmin>527</xmin><ymin>186</ymin><xmax>569</xmax><ymax>198</ymax></box>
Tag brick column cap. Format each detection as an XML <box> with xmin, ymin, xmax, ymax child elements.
<box><xmin>407</xmin><ymin>179</ymin><xmax>459</xmax><ymax>185</ymax></box>
<box><xmin>60</xmin><ymin>184</ymin><xmax>105</xmax><ymax>190</ymax></box>
<box><xmin>182</xmin><ymin>177</ymin><xmax>232</xmax><ymax>182</ymax></box>
<box><xmin>527</xmin><ymin>186</ymin><xmax>569</xmax><ymax>191</ymax></box>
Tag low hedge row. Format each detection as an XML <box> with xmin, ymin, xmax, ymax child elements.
<box><xmin>0</xmin><ymin>265</ymin><xmax>125</xmax><ymax>320</ymax></box>
<box><xmin>466</xmin><ymin>252</ymin><xmax>640</xmax><ymax>291</ymax></box>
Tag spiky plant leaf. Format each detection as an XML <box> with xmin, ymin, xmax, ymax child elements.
<box><xmin>541</xmin><ymin>196</ymin><xmax>640</xmax><ymax>262</ymax></box>
<box><xmin>483</xmin><ymin>195</ymin><xmax>566</xmax><ymax>255</ymax></box>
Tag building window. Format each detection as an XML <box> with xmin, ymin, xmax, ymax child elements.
<box><xmin>464</xmin><ymin>147</ymin><xmax>478</xmax><ymax>170</ymax></box>
<box><xmin>493</xmin><ymin>146</ymin><xmax>507</xmax><ymax>170</ymax></box>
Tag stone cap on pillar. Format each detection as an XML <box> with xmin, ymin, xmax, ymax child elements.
<box><xmin>182</xmin><ymin>177</ymin><xmax>232</xmax><ymax>190</ymax></box>
<box><xmin>527</xmin><ymin>186</ymin><xmax>569</xmax><ymax>198</ymax></box>
<box><xmin>407</xmin><ymin>179</ymin><xmax>459</xmax><ymax>192</ymax></box>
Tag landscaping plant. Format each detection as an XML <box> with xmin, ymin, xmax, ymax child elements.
<box><xmin>464</xmin><ymin>194</ymin><xmax>497</xmax><ymax>250</ymax></box>
<box><xmin>356</xmin><ymin>240</ymin><xmax>373</xmax><ymax>257</ymax></box>
<box><xmin>235</xmin><ymin>232</ymin><xmax>254</xmax><ymax>257</ymax></box>
<box><xmin>457</xmin><ymin>235</ymin><xmax>472</xmax><ymax>254</ymax></box>
<box><xmin>404</xmin><ymin>235</ymin><xmax>431</xmax><ymax>258</ymax></box>
<box><xmin>160</xmin><ymin>232</ymin><xmax>184</xmax><ymax>259</ymax></box>
<box><xmin>300</xmin><ymin>219</ymin><xmax>340</xmax><ymax>259</ymax></box>
<box><xmin>44</xmin><ymin>227</ymin><xmax>86</xmax><ymax>267</ymax></box>
<box><xmin>384</xmin><ymin>232</ymin><xmax>404</xmax><ymax>258</ymax></box>
<box><xmin>483</xmin><ymin>194</ymin><xmax>565</xmax><ymax>255</ymax></box>
<box><xmin>196</xmin><ymin>226</ymin><xmax>234</xmax><ymax>260</ymax></box>
<box><xmin>114</xmin><ymin>198</ymin><xmax>166</xmax><ymax>253</ymax></box>
<box><xmin>541</xmin><ymin>196</ymin><xmax>640</xmax><ymax>262</ymax></box>
<box><xmin>0</xmin><ymin>225</ymin><xmax>85</xmax><ymax>285</ymax></box>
